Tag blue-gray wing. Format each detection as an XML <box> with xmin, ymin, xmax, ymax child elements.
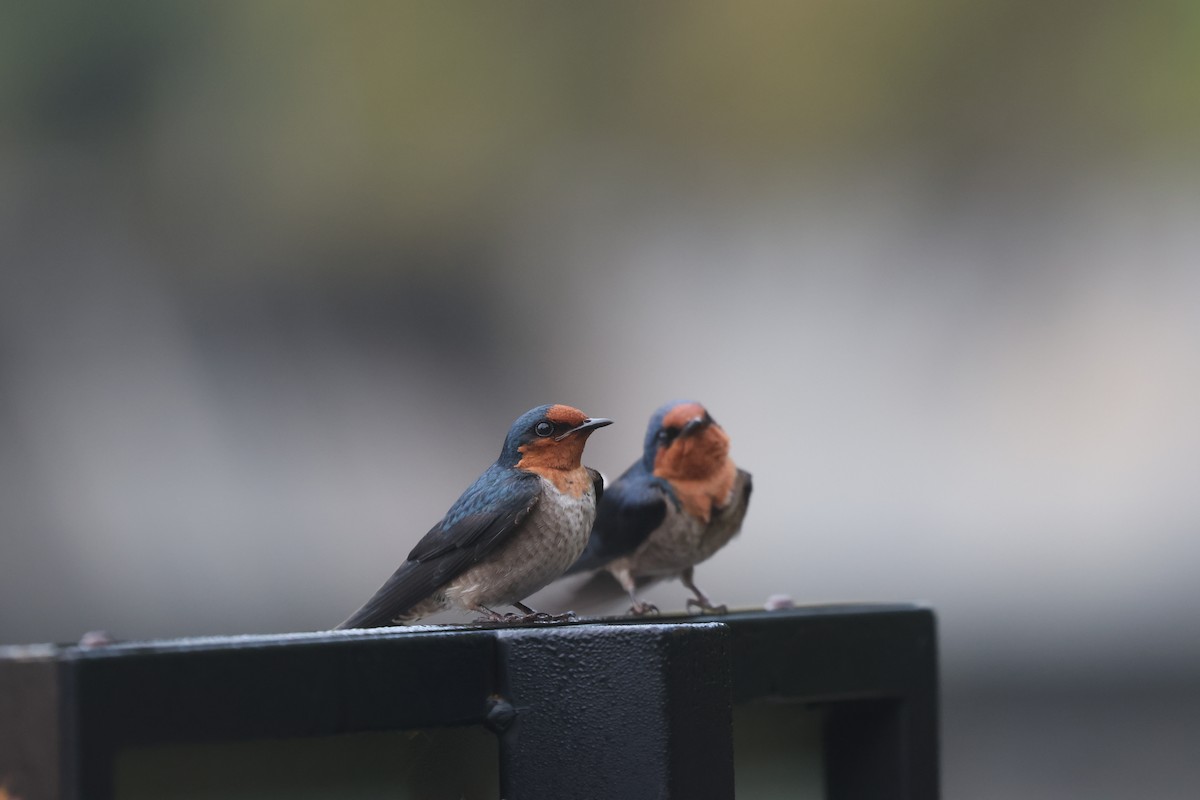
<box><xmin>567</xmin><ymin>467</ymin><xmax>669</xmax><ymax>575</ymax></box>
<box><xmin>337</xmin><ymin>465</ymin><xmax>541</xmax><ymax>628</ymax></box>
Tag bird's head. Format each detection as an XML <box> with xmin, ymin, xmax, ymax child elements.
<box><xmin>502</xmin><ymin>404</ymin><xmax>613</xmax><ymax>471</ymax></box>
<box><xmin>643</xmin><ymin>400</ymin><xmax>731</xmax><ymax>480</ymax></box>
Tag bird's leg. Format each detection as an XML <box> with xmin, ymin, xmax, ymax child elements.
<box><xmin>473</xmin><ymin>605</ymin><xmax>510</xmax><ymax>624</ymax></box>
<box><xmin>615</xmin><ymin>568</ymin><xmax>658</xmax><ymax>616</ymax></box>
<box><xmin>682</xmin><ymin>567</ymin><xmax>727</xmax><ymax>614</ymax></box>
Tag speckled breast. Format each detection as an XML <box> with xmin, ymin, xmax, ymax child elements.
<box><xmin>628</xmin><ymin>469</ymin><xmax>751</xmax><ymax>577</ymax></box>
<box><xmin>445</xmin><ymin>476</ymin><xmax>597</xmax><ymax>610</ymax></box>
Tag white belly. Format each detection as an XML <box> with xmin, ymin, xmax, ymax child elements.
<box><xmin>445</xmin><ymin>477</ymin><xmax>596</xmax><ymax>611</ymax></box>
<box><xmin>622</xmin><ymin>469</ymin><xmax>750</xmax><ymax>578</ymax></box>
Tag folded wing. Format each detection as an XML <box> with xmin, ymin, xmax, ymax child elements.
<box><xmin>337</xmin><ymin>466</ymin><xmax>542</xmax><ymax>628</ymax></box>
<box><xmin>567</xmin><ymin>468</ymin><xmax>669</xmax><ymax>575</ymax></box>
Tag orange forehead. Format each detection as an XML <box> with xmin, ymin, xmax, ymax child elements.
<box><xmin>545</xmin><ymin>404</ymin><xmax>588</xmax><ymax>428</ymax></box>
<box><xmin>661</xmin><ymin>402</ymin><xmax>706</xmax><ymax>429</ymax></box>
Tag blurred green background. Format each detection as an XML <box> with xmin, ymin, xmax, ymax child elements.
<box><xmin>2</xmin><ymin>2</ymin><xmax>1199</xmax><ymax>798</ymax></box>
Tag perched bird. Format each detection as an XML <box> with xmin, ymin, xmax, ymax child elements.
<box><xmin>337</xmin><ymin>405</ymin><xmax>611</xmax><ymax>628</ymax></box>
<box><xmin>568</xmin><ymin>400</ymin><xmax>751</xmax><ymax>615</ymax></box>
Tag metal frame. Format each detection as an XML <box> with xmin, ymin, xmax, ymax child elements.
<box><xmin>0</xmin><ymin>604</ymin><xmax>938</xmax><ymax>800</ymax></box>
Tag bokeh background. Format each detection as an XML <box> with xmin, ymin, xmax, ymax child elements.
<box><xmin>2</xmin><ymin>2</ymin><xmax>1199</xmax><ymax>797</ymax></box>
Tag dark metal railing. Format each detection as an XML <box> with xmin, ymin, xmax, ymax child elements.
<box><xmin>0</xmin><ymin>604</ymin><xmax>938</xmax><ymax>800</ymax></box>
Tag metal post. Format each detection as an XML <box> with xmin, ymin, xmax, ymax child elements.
<box><xmin>495</xmin><ymin>623</ymin><xmax>735</xmax><ymax>800</ymax></box>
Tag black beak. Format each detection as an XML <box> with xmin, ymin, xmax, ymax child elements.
<box><xmin>680</xmin><ymin>413</ymin><xmax>713</xmax><ymax>438</ymax></box>
<box><xmin>555</xmin><ymin>417</ymin><xmax>614</xmax><ymax>441</ymax></box>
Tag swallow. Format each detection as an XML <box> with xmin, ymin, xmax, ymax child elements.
<box><xmin>337</xmin><ymin>405</ymin><xmax>612</xmax><ymax>628</ymax></box>
<box><xmin>567</xmin><ymin>400</ymin><xmax>751</xmax><ymax>615</ymax></box>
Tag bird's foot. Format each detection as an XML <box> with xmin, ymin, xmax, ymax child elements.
<box><xmin>477</xmin><ymin>610</ymin><xmax>577</xmax><ymax>624</ymax></box>
<box><xmin>517</xmin><ymin>610</ymin><xmax>578</xmax><ymax>623</ymax></box>
<box><xmin>520</xmin><ymin>610</ymin><xmax>575</xmax><ymax>622</ymax></box>
<box><xmin>472</xmin><ymin>612</ymin><xmax>532</xmax><ymax>624</ymax></box>
<box><xmin>505</xmin><ymin>602</ymin><xmax>574</xmax><ymax>623</ymax></box>
<box><xmin>628</xmin><ymin>601</ymin><xmax>660</xmax><ymax>617</ymax></box>
<box><xmin>686</xmin><ymin>598</ymin><xmax>728</xmax><ymax>615</ymax></box>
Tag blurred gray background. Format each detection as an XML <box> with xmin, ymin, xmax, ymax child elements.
<box><xmin>2</xmin><ymin>3</ymin><xmax>1199</xmax><ymax>798</ymax></box>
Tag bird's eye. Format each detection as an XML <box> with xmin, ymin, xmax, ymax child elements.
<box><xmin>535</xmin><ymin>421</ymin><xmax>554</xmax><ymax>437</ymax></box>
<box><xmin>657</xmin><ymin>427</ymin><xmax>679</xmax><ymax>444</ymax></box>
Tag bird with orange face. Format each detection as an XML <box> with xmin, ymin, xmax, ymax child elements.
<box><xmin>567</xmin><ymin>400</ymin><xmax>751</xmax><ymax>614</ymax></box>
<box><xmin>337</xmin><ymin>404</ymin><xmax>612</xmax><ymax>627</ymax></box>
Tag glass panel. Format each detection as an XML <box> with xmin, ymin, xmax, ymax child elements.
<box><xmin>116</xmin><ymin>726</ymin><xmax>498</xmax><ymax>800</ymax></box>
<box><xmin>734</xmin><ymin>702</ymin><xmax>825</xmax><ymax>800</ymax></box>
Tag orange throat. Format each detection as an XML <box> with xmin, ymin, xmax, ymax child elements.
<box><xmin>653</xmin><ymin>425</ymin><xmax>736</xmax><ymax>522</ymax></box>
<box><xmin>516</xmin><ymin>435</ymin><xmax>593</xmax><ymax>497</ymax></box>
